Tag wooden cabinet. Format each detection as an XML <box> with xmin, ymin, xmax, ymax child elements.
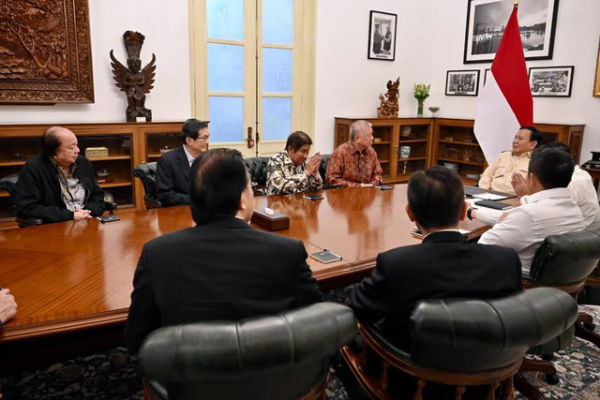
<box><xmin>432</xmin><ymin>118</ymin><xmax>487</xmax><ymax>186</ymax></box>
<box><xmin>0</xmin><ymin>122</ymin><xmax>183</xmax><ymax>227</ymax></box>
<box><xmin>534</xmin><ymin>122</ymin><xmax>584</xmax><ymax>164</ymax></box>
<box><xmin>334</xmin><ymin>117</ymin><xmax>434</xmax><ymax>183</ymax></box>
<box><xmin>335</xmin><ymin>117</ymin><xmax>585</xmax><ymax>186</ymax></box>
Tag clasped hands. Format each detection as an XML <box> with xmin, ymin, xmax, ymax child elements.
<box><xmin>74</xmin><ymin>209</ymin><xmax>92</xmax><ymax>220</ymax></box>
<box><xmin>305</xmin><ymin>152</ymin><xmax>322</xmax><ymax>177</ymax></box>
<box><xmin>511</xmin><ymin>173</ymin><xmax>530</xmax><ymax>198</ymax></box>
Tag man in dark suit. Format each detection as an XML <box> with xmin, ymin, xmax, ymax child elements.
<box><xmin>14</xmin><ymin>126</ymin><xmax>105</xmax><ymax>223</ymax></box>
<box><xmin>125</xmin><ymin>148</ymin><xmax>324</xmax><ymax>353</ymax></box>
<box><xmin>156</xmin><ymin>119</ymin><xmax>210</xmax><ymax>206</ymax></box>
<box><xmin>349</xmin><ymin>166</ymin><xmax>522</xmax><ymax>348</ymax></box>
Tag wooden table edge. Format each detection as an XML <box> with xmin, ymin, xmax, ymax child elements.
<box><xmin>0</xmin><ymin>309</ymin><xmax>128</xmax><ymax>342</ymax></box>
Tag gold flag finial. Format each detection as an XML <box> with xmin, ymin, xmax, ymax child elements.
<box><xmin>514</xmin><ymin>0</ymin><xmax>519</xmax><ymax>4</ymax></box>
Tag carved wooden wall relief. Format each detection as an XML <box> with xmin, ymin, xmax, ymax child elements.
<box><xmin>0</xmin><ymin>0</ymin><xmax>94</xmax><ymax>104</ymax></box>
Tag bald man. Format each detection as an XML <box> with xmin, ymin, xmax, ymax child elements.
<box><xmin>14</xmin><ymin>126</ymin><xmax>105</xmax><ymax>223</ymax></box>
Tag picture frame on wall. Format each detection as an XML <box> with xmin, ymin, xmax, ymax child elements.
<box><xmin>368</xmin><ymin>10</ymin><xmax>397</xmax><ymax>61</ymax></box>
<box><xmin>0</xmin><ymin>0</ymin><xmax>94</xmax><ymax>104</ymax></box>
<box><xmin>594</xmin><ymin>37</ymin><xmax>600</xmax><ymax>97</ymax></box>
<box><xmin>463</xmin><ymin>0</ymin><xmax>559</xmax><ymax>64</ymax></box>
<box><xmin>529</xmin><ymin>66</ymin><xmax>574</xmax><ymax>97</ymax></box>
<box><xmin>445</xmin><ymin>70</ymin><xmax>480</xmax><ymax>96</ymax></box>
<box><xmin>483</xmin><ymin>68</ymin><xmax>491</xmax><ymax>85</ymax></box>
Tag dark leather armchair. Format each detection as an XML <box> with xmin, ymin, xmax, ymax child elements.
<box><xmin>243</xmin><ymin>157</ymin><xmax>270</xmax><ymax>193</ymax></box>
<box><xmin>137</xmin><ymin>302</ymin><xmax>357</xmax><ymax>400</ymax></box>
<box><xmin>0</xmin><ymin>174</ymin><xmax>117</xmax><ymax>228</ymax></box>
<box><xmin>133</xmin><ymin>162</ymin><xmax>162</xmax><ymax>209</ymax></box>
<box><xmin>526</xmin><ymin>230</ymin><xmax>600</xmax><ymax>349</ymax></box>
<box><xmin>319</xmin><ymin>153</ymin><xmax>330</xmax><ymax>182</ymax></box>
<box><xmin>341</xmin><ymin>288</ymin><xmax>577</xmax><ymax>400</ymax></box>
<box><xmin>516</xmin><ymin>230</ymin><xmax>600</xmax><ymax>398</ymax></box>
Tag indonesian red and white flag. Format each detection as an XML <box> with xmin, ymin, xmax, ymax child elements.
<box><xmin>474</xmin><ymin>4</ymin><xmax>533</xmax><ymax>164</ymax></box>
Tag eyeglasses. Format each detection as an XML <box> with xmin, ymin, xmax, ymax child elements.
<box><xmin>197</xmin><ymin>135</ymin><xmax>210</xmax><ymax>141</ymax></box>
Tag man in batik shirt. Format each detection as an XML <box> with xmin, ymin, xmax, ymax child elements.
<box><xmin>266</xmin><ymin>131</ymin><xmax>323</xmax><ymax>195</ymax></box>
<box><xmin>326</xmin><ymin>120</ymin><xmax>383</xmax><ymax>187</ymax></box>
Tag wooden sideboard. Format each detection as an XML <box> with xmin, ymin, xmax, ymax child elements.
<box><xmin>0</xmin><ymin>122</ymin><xmax>183</xmax><ymax>228</ymax></box>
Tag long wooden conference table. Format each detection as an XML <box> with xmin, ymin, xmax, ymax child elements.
<box><xmin>0</xmin><ymin>185</ymin><xmax>488</xmax><ymax>372</ymax></box>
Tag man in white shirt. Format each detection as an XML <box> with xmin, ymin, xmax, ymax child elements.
<box><xmin>478</xmin><ymin>146</ymin><xmax>587</xmax><ymax>275</ymax></box>
<box><xmin>471</xmin><ymin>143</ymin><xmax>600</xmax><ymax>233</ymax></box>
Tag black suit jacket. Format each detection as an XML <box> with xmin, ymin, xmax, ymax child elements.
<box><xmin>156</xmin><ymin>145</ymin><xmax>191</xmax><ymax>206</ymax></box>
<box><xmin>125</xmin><ymin>216</ymin><xmax>324</xmax><ymax>353</ymax></box>
<box><xmin>14</xmin><ymin>153</ymin><xmax>105</xmax><ymax>223</ymax></box>
<box><xmin>349</xmin><ymin>231</ymin><xmax>522</xmax><ymax>348</ymax></box>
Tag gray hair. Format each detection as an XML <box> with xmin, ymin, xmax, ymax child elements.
<box><xmin>350</xmin><ymin>120</ymin><xmax>372</xmax><ymax>140</ymax></box>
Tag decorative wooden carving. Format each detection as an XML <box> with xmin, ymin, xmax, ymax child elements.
<box><xmin>110</xmin><ymin>31</ymin><xmax>156</xmax><ymax>122</ymax></box>
<box><xmin>336</xmin><ymin>125</ymin><xmax>349</xmax><ymax>144</ymax></box>
<box><xmin>0</xmin><ymin>0</ymin><xmax>94</xmax><ymax>104</ymax></box>
<box><xmin>377</xmin><ymin>77</ymin><xmax>400</xmax><ymax>118</ymax></box>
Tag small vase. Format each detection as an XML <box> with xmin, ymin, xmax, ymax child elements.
<box><xmin>417</xmin><ymin>99</ymin><xmax>424</xmax><ymax>117</ymax></box>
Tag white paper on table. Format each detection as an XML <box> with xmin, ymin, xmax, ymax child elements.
<box><xmin>472</xmin><ymin>192</ymin><xmax>506</xmax><ymax>201</ymax></box>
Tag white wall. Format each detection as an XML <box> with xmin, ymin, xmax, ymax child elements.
<box><xmin>315</xmin><ymin>0</ymin><xmax>600</xmax><ymax>162</ymax></box>
<box><xmin>0</xmin><ymin>0</ymin><xmax>191</xmax><ymax>124</ymax></box>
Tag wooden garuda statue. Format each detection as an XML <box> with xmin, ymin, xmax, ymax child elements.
<box><xmin>110</xmin><ymin>31</ymin><xmax>156</xmax><ymax>122</ymax></box>
<box><xmin>377</xmin><ymin>77</ymin><xmax>400</xmax><ymax>118</ymax></box>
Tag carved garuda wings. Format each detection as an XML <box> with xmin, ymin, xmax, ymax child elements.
<box><xmin>141</xmin><ymin>54</ymin><xmax>156</xmax><ymax>93</ymax></box>
<box><xmin>109</xmin><ymin>50</ymin><xmax>128</xmax><ymax>92</ymax></box>
<box><xmin>109</xmin><ymin>51</ymin><xmax>156</xmax><ymax>93</ymax></box>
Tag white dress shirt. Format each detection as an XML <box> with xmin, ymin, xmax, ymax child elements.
<box><xmin>183</xmin><ymin>144</ymin><xmax>195</xmax><ymax>166</ymax></box>
<box><xmin>474</xmin><ymin>166</ymin><xmax>600</xmax><ymax>232</ymax></box>
<box><xmin>570</xmin><ymin>166</ymin><xmax>600</xmax><ymax>232</ymax></box>
<box><xmin>478</xmin><ymin>187</ymin><xmax>587</xmax><ymax>275</ymax></box>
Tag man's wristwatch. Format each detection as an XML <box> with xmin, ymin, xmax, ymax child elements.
<box><xmin>467</xmin><ymin>207</ymin><xmax>475</xmax><ymax>220</ymax></box>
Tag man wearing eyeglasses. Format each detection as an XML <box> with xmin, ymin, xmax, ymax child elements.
<box><xmin>156</xmin><ymin>119</ymin><xmax>210</xmax><ymax>206</ymax></box>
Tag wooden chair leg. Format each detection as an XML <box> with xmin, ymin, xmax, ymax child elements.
<box><xmin>358</xmin><ymin>345</ymin><xmax>368</xmax><ymax>372</ymax></box>
<box><xmin>486</xmin><ymin>381</ymin><xmax>499</xmax><ymax>400</ymax></box>
<box><xmin>520</xmin><ymin>358</ymin><xmax>556</xmax><ymax>376</ymax></box>
<box><xmin>513</xmin><ymin>372</ymin><xmax>544</xmax><ymax>400</ymax></box>
<box><xmin>454</xmin><ymin>385</ymin><xmax>466</xmax><ymax>400</ymax></box>
<box><xmin>575</xmin><ymin>322</ymin><xmax>600</xmax><ymax>348</ymax></box>
<box><xmin>412</xmin><ymin>379</ymin><xmax>426</xmax><ymax>400</ymax></box>
<box><xmin>501</xmin><ymin>376</ymin><xmax>515</xmax><ymax>400</ymax></box>
<box><xmin>380</xmin><ymin>360</ymin><xmax>390</xmax><ymax>392</ymax></box>
<box><xmin>578</xmin><ymin>311</ymin><xmax>594</xmax><ymax>325</ymax></box>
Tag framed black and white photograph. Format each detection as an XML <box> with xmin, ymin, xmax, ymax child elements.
<box><xmin>464</xmin><ymin>0</ymin><xmax>559</xmax><ymax>63</ymax></box>
<box><xmin>483</xmin><ymin>68</ymin><xmax>491</xmax><ymax>86</ymax></box>
<box><xmin>529</xmin><ymin>66</ymin><xmax>574</xmax><ymax>97</ymax></box>
<box><xmin>368</xmin><ymin>10</ymin><xmax>397</xmax><ymax>61</ymax></box>
<box><xmin>445</xmin><ymin>70</ymin><xmax>480</xmax><ymax>96</ymax></box>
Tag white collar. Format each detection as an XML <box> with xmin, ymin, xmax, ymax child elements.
<box><xmin>182</xmin><ymin>145</ymin><xmax>195</xmax><ymax>166</ymax></box>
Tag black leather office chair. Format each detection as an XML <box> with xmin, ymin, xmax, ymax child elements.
<box><xmin>514</xmin><ymin>230</ymin><xmax>600</xmax><ymax>399</ymax></box>
<box><xmin>0</xmin><ymin>174</ymin><xmax>116</xmax><ymax>228</ymax></box>
<box><xmin>525</xmin><ymin>230</ymin><xmax>600</xmax><ymax>349</ymax></box>
<box><xmin>137</xmin><ymin>302</ymin><xmax>357</xmax><ymax>400</ymax></box>
<box><xmin>133</xmin><ymin>162</ymin><xmax>162</xmax><ymax>209</ymax></box>
<box><xmin>243</xmin><ymin>157</ymin><xmax>270</xmax><ymax>193</ymax></box>
<box><xmin>341</xmin><ymin>288</ymin><xmax>577</xmax><ymax>400</ymax></box>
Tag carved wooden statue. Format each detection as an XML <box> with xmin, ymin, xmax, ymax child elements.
<box><xmin>377</xmin><ymin>77</ymin><xmax>400</xmax><ymax>118</ymax></box>
<box><xmin>110</xmin><ymin>31</ymin><xmax>156</xmax><ymax>122</ymax></box>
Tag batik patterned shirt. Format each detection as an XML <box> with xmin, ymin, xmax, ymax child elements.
<box><xmin>265</xmin><ymin>152</ymin><xmax>323</xmax><ymax>195</ymax></box>
<box><xmin>325</xmin><ymin>141</ymin><xmax>383</xmax><ymax>187</ymax></box>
